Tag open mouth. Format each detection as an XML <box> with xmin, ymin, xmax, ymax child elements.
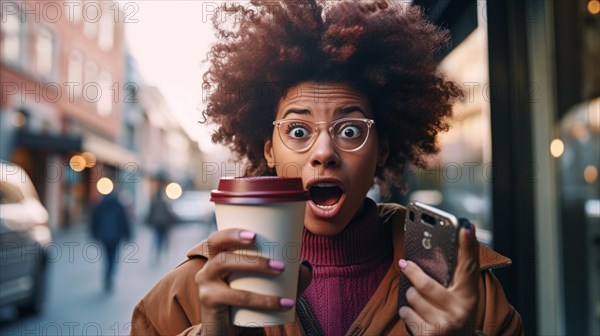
<box><xmin>309</xmin><ymin>183</ymin><xmax>344</xmax><ymax>209</ymax></box>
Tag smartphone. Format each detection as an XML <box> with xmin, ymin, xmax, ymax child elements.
<box><xmin>398</xmin><ymin>201</ymin><xmax>467</xmax><ymax>308</ymax></box>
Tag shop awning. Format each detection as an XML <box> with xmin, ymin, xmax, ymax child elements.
<box><xmin>82</xmin><ymin>133</ymin><xmax>140</xmax><ymax>167</ymax></box>
<box><xmin>15</xmin><ymin>131</ymin><xmax>82</xmax><ymax>153</ymax></box>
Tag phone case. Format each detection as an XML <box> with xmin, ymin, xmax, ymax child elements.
<box><xmin>398</xmin><ymin>202</ymin><xmax>460</xmax><ymax>308</ymax></box>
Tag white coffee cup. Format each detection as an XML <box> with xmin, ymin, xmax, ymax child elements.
<box><xmin>210</xmin><ymin>176</ymin><xmax>308</xmax><ymax>326</ymax></box>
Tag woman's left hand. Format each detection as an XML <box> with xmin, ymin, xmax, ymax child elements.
<box><xmin>398</xmin><ymin>225</ymin><xmax>480</xmax><ymax>335</ymax></box>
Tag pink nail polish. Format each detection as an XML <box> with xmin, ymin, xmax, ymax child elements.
<box><xmin>280</xmin><ymin>298</ymin><xmax>295</xmax><ymax>308</ymax></box>
<box><xmin>269</xmin><ymin>259</ymin><xmax>285</xmax><ymax>270</ymax></box>
<box><xmin>239</xmin><ymin>230</ymin><xmax>256</xmax><ymax>240</ymax></box>
<box><xmin>398</xmin><ymin>259</ymin><xmax>407</xmax><ymax>269</ymax></box>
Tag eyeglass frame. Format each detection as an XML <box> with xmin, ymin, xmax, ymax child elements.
<box><xmin>272</xmin><ymin>117</ymin><xmax>376</xmax><ymax>153</ymax></box>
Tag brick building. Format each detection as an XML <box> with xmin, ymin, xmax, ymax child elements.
<box><xmin>1</xmin><ymin>0</ymin><xmax>133</xmax><ymax>228</ymax></box>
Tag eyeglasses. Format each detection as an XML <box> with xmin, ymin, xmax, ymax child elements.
<box><xmin>272</xmin><ymin>117</ymin><xmax>375</xmax><ymax>153</ymax></box>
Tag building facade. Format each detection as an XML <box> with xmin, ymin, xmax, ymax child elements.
<box><xmin>1</xmin><ymin>0</ymin><xmax>202</xmax><ymax>229</ymax></box>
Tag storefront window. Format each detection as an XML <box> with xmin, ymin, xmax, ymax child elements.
<box><xmin>406</xmin><ymin>25</ymin><xmax>494</xmax><ymax>245</ymax></box>
<box><xmin>558</xmin><ymin>97</ymin><xmax>600</xmax><ymax>335</ymax></box>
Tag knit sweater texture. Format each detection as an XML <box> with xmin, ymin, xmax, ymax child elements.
<box><xmin>300</xmin><ymin>199</ymin><xmax>393</xmax><ymax>336</ymax></box>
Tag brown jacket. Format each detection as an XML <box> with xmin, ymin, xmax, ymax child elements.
<box><xmin>131</xmin><ymin>203</ymin><xmax>523</xmax><ymax>336</ymax></box>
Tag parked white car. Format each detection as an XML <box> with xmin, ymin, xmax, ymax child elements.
<box><xmin>0</xmin><ymin>161</ymin><xmax>51</xmax><ymax>316</ymax></box>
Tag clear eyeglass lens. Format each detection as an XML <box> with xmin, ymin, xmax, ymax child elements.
<box><xmin>279</xmin><ymin>120</ymin><xmax>315</xmax><ymax>151</ymax></box>
<box><xmin>276</xmin><ymin>118</ymin><xmax>372</xmax><ymax>152</ymax></box>
<box><xmin>331</xmin><ymin>119</ymin><xmax>370</xmax><ymax>150</ymax></box>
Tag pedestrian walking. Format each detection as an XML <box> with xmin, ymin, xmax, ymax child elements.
<box><xmin>91</xmin><ymin>190</ymin><xmax>131</xmax><ymax>292</ymax></box>
<box><xmin>146</xmin><ymin>185</ymin><xmax>177</xmax><ymax>262</ymax></box>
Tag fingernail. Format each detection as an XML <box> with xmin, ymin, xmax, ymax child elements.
<box><xmin>239</xmin><ymin>230</ymin><xmax>256</xmax><ymax>240</ymax></box>
<box><xmin>301</xmin><ymin>260</ymin><xmax>313</xmax><ymax>272</ymax></box>
<box><xmin>398</xmin><ymin>306</ymin><xmax>406</xmax><ymax>317</ymax></box>
<box><xmin>280</xmin><ymin>298</ymin><xmax>295</xmax><ymax>308</ymax></box>
<box><xmin>398</xmin><ymin>259</ymin><xmax>407</xmax><ymax>269</ymax></box>
<box><xmin>269</xmin><ymin>259</ymin><xmax>286</xmax><ymax>271</ymax></box>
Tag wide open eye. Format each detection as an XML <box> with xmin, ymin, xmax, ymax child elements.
<box><xmin>288</xmin><ymin>126</ymin><xmax>310</xmax><ymax>139</ymax></box>
<box><xmin>335</xmin><ymin>121</ymin><xmax>366</xmax><ymax>140</ymax></box>
<box><xmin>338</xmin><ymin>124</ymin><xmax>362</xmax><ymax>139</ymax></box>
<box><xmin>275</xmin><ymin>119</ymin><xmax>317</xmax><ymax>152</ymax></box>
<box><xmin>332</xmin><ymin>119</ymin><xmax>372</xmax><ymax>151</ymax></box>
<box><xmin>283</xmin><ymin>121</ymin><xmax>312</xmax><ymax>140</ymax></box>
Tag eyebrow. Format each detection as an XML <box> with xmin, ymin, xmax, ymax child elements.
<box><xmin>282</xmin><ymin>108</ymin><xmax>310</xmax><ymax>119</ymax></box>
<box><xmin>281</xmin><ymin>106</ymin><xmax>367</xmax><ymax>119</ymax></box>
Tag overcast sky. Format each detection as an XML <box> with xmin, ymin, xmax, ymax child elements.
<box><xmin>116</xmin><ymin>1</ymin><xmax>220</xmax><ymax>152</ymax></box>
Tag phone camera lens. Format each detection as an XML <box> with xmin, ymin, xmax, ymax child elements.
<box><xmin>421</xmin><ymin>213</ymin><xmax>435</xmax><ymax>226</ymax></box>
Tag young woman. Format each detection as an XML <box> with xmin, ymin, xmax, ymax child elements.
<box><xmin>131</xmin><ymin>1</ymin><xmax>523</xmax><ymax>335</ymax></box>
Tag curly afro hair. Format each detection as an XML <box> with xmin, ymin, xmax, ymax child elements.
<box><xmin>202</xmin><ymin>0</ymin><xmax>463</xmax><ymax>194</ymax></box>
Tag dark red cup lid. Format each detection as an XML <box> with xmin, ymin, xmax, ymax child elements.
<box><xmin>210</xmin><ymin>176</ymin><xmax>309</xmax><ymax>204</ymax></box>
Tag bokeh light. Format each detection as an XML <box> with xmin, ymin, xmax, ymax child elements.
<box><xmin>97</xmin><ymin>177</ymin><xmax>114</xmax><ymax>195</ymax></box>
<box><xmin>11</xmin><ymin>111</ymin><xmax>27</xmax><ymax>128</ymax></box>
<box><xmin>588</xmin><ymin>0</ymin><xmax>600</xmax><ymax>15</ymax></box>
<box><xmin>165</xmin><ymin>182</ymin><xmax>182</xmax><ymax>200</ymax></box>
<box><xmin>584</xmin><ymin>165</ymin><xmax>598</xmax><ymax>184</ymax></box>
<box><xmin>550</xmin><ymin>139</ymin><xmax>564</xmax><ymax>158</ymax></box>
<box><xmin>81</xmin><ymin>152</ymin><xmax>97</xmax><ymax>168</ymax></box>
<box><xmin>69</xmin><ymin>155</ymin><xmax>86</xmax><ymax>172</ymax></box>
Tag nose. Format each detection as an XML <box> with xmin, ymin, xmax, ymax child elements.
<box><xmin>309</xmin><ymin>131</ymin><xmax>340</xmax><ymax>169</ymax></box>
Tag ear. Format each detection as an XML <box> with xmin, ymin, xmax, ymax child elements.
<box><xmin>264</xmin><ymin>139</ymin><xmax>276</xmax><ymax>168</ymax></box>
<box><xmin>377</xmin><ymin>137</ymin><xmax>390</xmax><ymax>167</ymax></box>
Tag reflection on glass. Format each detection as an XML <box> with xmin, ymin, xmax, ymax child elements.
<box><xmin>559</xmin><ymin>98</ymin><xmax>600</xmax><ymax>201</ymax></box>
<box><xmin>406</xmin><ymin>26</ymin><xmax>493</xmax><ymax>245</ymax></box>
<box><xmin>558</xmin><ymin>97</ymin><xmax>600</xmax><ymax>334</ymax></box>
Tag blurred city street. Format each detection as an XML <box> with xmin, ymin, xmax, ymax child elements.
<box><xmin>0</xmin><ymin>0</ymin><xmax>598</xmax><ymax>334</ymax></box>
<box><xmin>0</xmin><ymin>221</ymin><xmax>215</xmax><ymax>336</ymax></box>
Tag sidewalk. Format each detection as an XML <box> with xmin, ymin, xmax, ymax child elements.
<box><xmin>0</xmin><ymin>221</ymin><xmax>213</xmax><ymax>335</ymax></box>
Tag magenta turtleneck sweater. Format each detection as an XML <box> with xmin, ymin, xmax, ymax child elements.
<box><xmin>300</xmin><ymin>199</ymin><xmax>393</xmax><ymax>336</ymax></box>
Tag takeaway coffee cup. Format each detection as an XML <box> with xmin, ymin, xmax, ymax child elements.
<box><xmin>210</xmin><ymin>176</ymin><xmax>308</xmax><ymax>326</ymax></box>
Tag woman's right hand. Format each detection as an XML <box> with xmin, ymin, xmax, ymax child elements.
<box><xmin>195</xmin><ymin>229</ymin><xmax>312</xmax><ymax>336</ymax></box>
